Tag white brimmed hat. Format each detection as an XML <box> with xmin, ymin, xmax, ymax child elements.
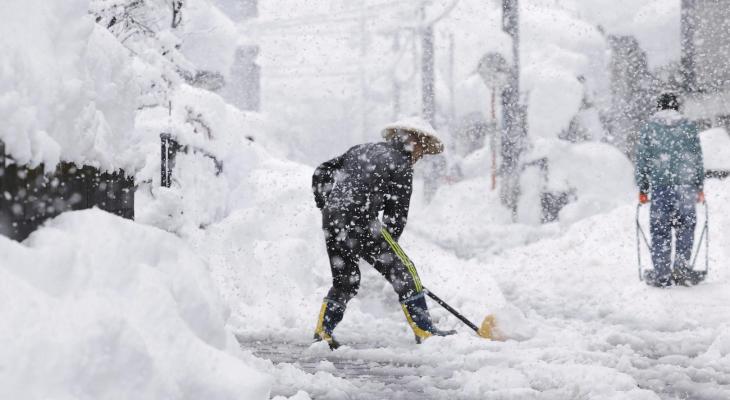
<box><xmin>381</xmin><ymin>117</ymin><xmax>444</xmax><ymax>155</ymax></box>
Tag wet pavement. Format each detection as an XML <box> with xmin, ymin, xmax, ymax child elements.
<box><xmin>239</xmin><ymin>338</ymin><xmax>458</xmax><ymax>400</ymax></box>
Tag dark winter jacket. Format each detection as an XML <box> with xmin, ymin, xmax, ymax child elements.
<box><xmin>635</xmin><ymin>110</ymin><xmax>705</xmax><ymax>193</ymax></box>
<box><xmin>312</xmin><ymin>140</ymin><xmax>413</xmax><ymax>241</ymax></box>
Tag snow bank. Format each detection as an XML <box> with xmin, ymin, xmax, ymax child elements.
<box><xmin>407</xmin><ymin>140</ymin><xmax>633</xmax><ymax>253</ymax></box>
<box><xmin>547</xmin><ymin>141</ymin><xmax>635</xmax><ymax>224</ymax></box>
<box><xmin>0</xmin><ymin>0</ymin><xmax>246</xmax><ymax>176</ymax></box>
<box><xmin>0</xmin><ymin>0</ymin><xmax>144</xmax><ymax>171</ymax></box>
<box><xmin>521</xmin><ymin>5</ymin><xmax>607</xmax><ymax>141</ymax></box>
<box><xmin>409</xmin><ymin>176</ymin><xmax>549</xmax><ymax>256</ymax></box>
<box><xmin>135</xmin><ymin>102</ymin><xmax>279</xmax><ymax>235</ymax></box>
<box><xmin>180</xmin><ymin>0</ymin><xmax>240</xmax><ymax>79</ymax></box>
<box><xmin>0</xmin><ymin>210</ymin><xmax>270</xmax><ymax>399</ymax></box>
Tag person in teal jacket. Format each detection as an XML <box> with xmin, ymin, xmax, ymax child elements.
<box><xmin>635</xmin><ymin>93</ymin><xmax>705</xmax><ymax>287</ymax></box>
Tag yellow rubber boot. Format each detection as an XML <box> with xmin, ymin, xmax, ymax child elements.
<box><xmin>401</xmin><ymin>303</ymin><xmax>433</xmax><ymax>344</ymax></box>
<box><xmin>313</xmin><ymin>300</ymin><xmax>342</xmax><ymax>350</ymax></box>
<box><xmin>401</xmin><ymin>297</ymin><xmax>457</xmax><ymax>344</ymax></box>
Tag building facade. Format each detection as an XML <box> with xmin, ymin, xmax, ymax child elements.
<box><xmin>681</xmin><ymin>0</ymin><xmax>730</xmax><ymax>127</ymax></box>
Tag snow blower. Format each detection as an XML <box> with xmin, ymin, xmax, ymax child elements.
<box><xmin>422</xmin><ymin>287</ymin><xmax>498</xmax><ymax>340</ymax></box>
<box><xmin>635</xmin><ymin>201</ymin><xmax>709</xmax><ymax>284</ymax></box>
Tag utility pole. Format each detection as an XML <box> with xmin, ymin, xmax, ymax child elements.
<box><xmin>448</xmin><ymin>31</ymin><xmax>455</xmax><ymax>126</ymax></box>
<box><xmin>477</xmin><ymin>52</ymin><xmax>508</xmax><ymax>192</ymax></box>
<box><xmin>501</xmin><ymin>0</ymin><xmax>525</xmax><ymax>217</ymax></box>
<box><xmin>680</xmin><ymin>0</ymin><xmax>697</xmax><ymax>93</ymax></box>
<box><xmin>392</xmin><ymin>32</ymin><xmax>401</xmax><ymax>120</ymax></box>
<box><xmin>220</xmin><ymin>0</ymin><xmax>260</xmax><ymax>111</ymax></box>
<box><xmin>490</xmin><ymin>89</ymin><xmax>497</xmax><ymax>190</ymax></box>
<box><xmin>359</xmin><ymin>5</ymin><xmax>369</xmax><ymax>141</ymax></box>
<box><xmin>421</xmin><ymin>6</ymin><xmax>436</xmax><ymax>126</ymax></box>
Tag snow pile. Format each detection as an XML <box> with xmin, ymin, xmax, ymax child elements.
<box><xmin>520</xmin><ymin>4</ymin><xmax>607</xmax><ymax>141</ymax></box>
<box><xmin>135</xmin><ymin>106</ymin><xmax>278</xmax><ymax>235</ymax></box>
<box><xmin>546</xmin><ymin>141</ymin><xmax>635</xmax><ymax>224</ymax></box>
<box><xmin>405</xmin><ymin>140</ymin><xmax>633</xmax><ymax>253</ymax></box>
<box><xmin>178</xmin><ymin>0</ymin><xmax>240</xmax><ymax>79</ymax></box>
<box><xmin>0</xmin><ymin>210</ymin><xmax>270</xmax><ymax>399</ymax></box>
<box><xmin>0</xmin><ymin>0</ymin><xmax>251</xmax><ymax>177</ymax></box>
<box><xmin>0</xmin><ymin>0</ymin><xmax>143</xmax><ymax>171</ymax></box>
<box><xmin>408</xmin><ymin>176</ymin><xmax>558</xmax><ymax>256</ymax></box>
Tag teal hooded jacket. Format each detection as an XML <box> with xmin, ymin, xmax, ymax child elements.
<box><xmin>635</xmin><ymin>110</ymin><xmax>705</xmax><ymax>193</ymax></box>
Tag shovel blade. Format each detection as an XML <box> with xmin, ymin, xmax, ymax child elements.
<box><xmin>477</xmin><ymin>314</ymin><xmax>498</xmax><ymax>339</ymax></box>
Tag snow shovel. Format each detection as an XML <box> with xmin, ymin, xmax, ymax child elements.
<box><xmin>635</xmin><ymin>201</ymin><xmax>709</xmax><ymax>282</ymax></box>
<box><xmin>422</xmin><ymin>286</ymin><xmax>498</xmax><ymax>340</ymax></box>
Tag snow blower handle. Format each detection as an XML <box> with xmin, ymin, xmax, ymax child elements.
<box><xmin>423</xmin><ymin>287</ymin><xmax>480</xmax><ymax>334</ymax></box>
<box><xmin>690</xmin><ymin>201</ymin><xmax>710</xmax><ymax>273</ymax></box>
<box><xmin>636</xmin><ymin>203</ymin><xmax>651</xmax><ymax>281</ymax></box>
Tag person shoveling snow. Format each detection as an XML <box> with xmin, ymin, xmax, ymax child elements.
<box><xmin>311</xmin><ymin>117</ymin><xmax>484</xmax><ymax>349</ymax></box>
<box><xmin>635</xmin><ymin>93</ymin><xmax>707</xmax><ymax>287</ymax></box>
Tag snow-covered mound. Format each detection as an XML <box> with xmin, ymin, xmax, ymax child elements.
<box><xmin>0</xmin><ymin>210</ymin><xmax>270</xmax><ymax>399</ymax></box>
<box><xmin>547</xmin><ymin>141</ymin><xmax>635</xmax><ymax>224</ymax></box>
<box><xmin>408</xmin><ymin>177</ymin><xmax>551</xmax><ymax>257</ymax></box>
<box><xmin>0</xmin><ymin>0</ymin><xmax>252</xmax><ymax>177</ymax></box>
<box><xmin>0</xmin><ymin>0</ymin><xmax>143</xmax><ymax>171</ymax></box>
<box><xmin>409</xmin><ymin>140</ymin><xmax>634</xmax><ymax>255</ymax></box>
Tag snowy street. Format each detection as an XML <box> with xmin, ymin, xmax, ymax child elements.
<box><xmin>228</xmin><ymin>179</ymin><xmax>730</xmax><ymax>400</ymax></box>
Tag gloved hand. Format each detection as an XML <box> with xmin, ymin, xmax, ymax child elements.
<box><xmin>697</xmin><ymin>191</ymin><xmax>705</xmax><ymax>203</ymax></box>
<box><xmin>639</xmin><ymin>192</ymin><xmax>649</xmax><ymax>204</ymax></box>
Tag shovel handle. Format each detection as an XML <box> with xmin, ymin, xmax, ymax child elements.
<box><xmin>423</xmin><ymin>287</ymin><xmax>480</xmax><ymax>334</ymax></box>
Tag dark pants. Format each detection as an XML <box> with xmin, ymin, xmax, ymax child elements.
<box><xmin>650</xmin><ymin>185</ymin><xmax>697</xmax><ymax>281</ymax></box>
<box><xmin>318</xmin><ymin>211</ymin><xmax>424</xmax><ymax>334</ymax></box>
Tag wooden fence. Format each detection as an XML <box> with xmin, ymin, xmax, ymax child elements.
<box><xmin>0</xmin><ymin>141</ymin><xmax>135</xmax><ymax>241</ymax></box>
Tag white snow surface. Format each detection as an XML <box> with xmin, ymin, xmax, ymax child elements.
<box><xmin>0</xmin><ymin>0</ymin><xmax>142</xmax><ymax>171</ymax></box>
<box><xmin>0</xmin><ymin>210</ymin><xmax>271</xmax><ymax>399</ymax></box>
<box><xmin>0</xmin><ymin>0</ymin><xmax>246</xmax><ymax>175</ymax></box>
